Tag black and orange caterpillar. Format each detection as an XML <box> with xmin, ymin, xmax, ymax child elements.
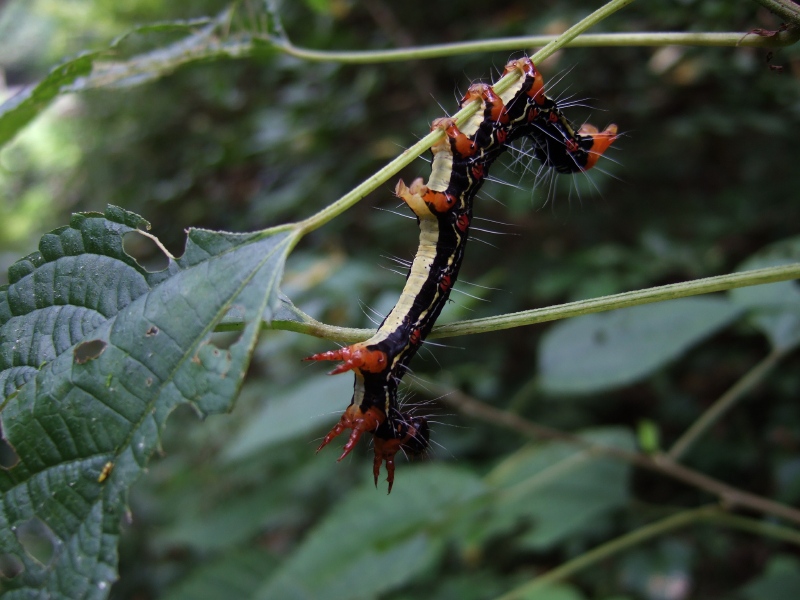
<box><xmin>306</xmin><ymin>57</ymin><xmax>617</xmax><ymax>492</ymax></box>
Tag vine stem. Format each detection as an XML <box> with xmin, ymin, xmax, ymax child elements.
<box><xmin>272</xmin><ymin>30</ymin><xmax>799</xmax><ymax>63</ymax></box>
<box><xmin>430</xmin><ymin>384</ymin><xmax>800</xmax><ymax>526</ymax></box>
<box><xmin>77</xmin><ymin>29</ymin><xmax>800</xmax><ymax>92</ymax></box>
<box><xmin>492</xmin><ymin>505</ymin><xmax>800</xmax><ymax>600</ymax></box>
<box><xmin>430</xmin><ymin>263</ymin><xmax>800</xmax><ymax>339</ymax></box>
<box><xmin>668</xmin><ymin>344</ymin><xmax>796</xmax><ymax>461</ymax></box>
<box><xmin>250</xmin><ymin>263</ymin><xmax>800</xmax><ymax>341</ymax></box>
<box><xmin>750</xmin><ymin>0</ymin><xmax>800</xmax><ymax>26</ymax></box>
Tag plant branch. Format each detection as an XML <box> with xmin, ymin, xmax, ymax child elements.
<box><xmin>79</xmin><ymin>28</ymin><xmax>800</xmax><ymax>92</ymax></box>
<box><xmin>251</xmin><ymin>263</ymin><xmax>800</xmax><ymax>341</ymax></box>
<box><xmin>430</xmin><ymin>263</ymin><xmax>800</xmax><ymax>339</ymax></box>
<box><xmin>428</xmin><ymin>384</ymin><xmax>800</xmax><ymax>525</ymax></box>
<box><xmin>668</xmin><ymin>344</ymin><xmax>797</xmax><ymax>461</ymax></box>
<box><xmin>750</xmin><ymin>0</ymin><xmax>800</xmax><ymax>27</ymax></box>
<box><xmin>493</xmin><ymin>505</ymin><xmax>800</xmax><ymax>599</ymax></box>
<box><xmin>273</xmin><ymin>30</ymin><xmax>799</xmax><ymax>64</ymax></box>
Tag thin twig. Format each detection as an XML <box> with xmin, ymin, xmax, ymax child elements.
<box><xmin>430</xmin><ymin>385</ymin><xmax>800</xmax><ymax>526</ymax></box>
<box><xmin>237</xmin><ymin>263</ymin><xmax>800</xmax><ymax>341</ymax></box>
<box><xmin>668</xmin><ymin>345</ymin><xmax>797</xmax><ymax>461</ymax></box>
<box><xmin>493</xmin><ymin>504</ymin><xmax>800</xmax><ymax>599</ymax></box>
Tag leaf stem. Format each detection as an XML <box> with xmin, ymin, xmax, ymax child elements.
<box><xmin>255</xmin><ymin>263</ymin><xmax>800</xmax><ymax>341</ymax></box>
<box><xmin>273</xmin><ymin>30</ymin><xmax>799</xmax><ymax>64</ymax></box>
<box><xmin>75</xmin><ymin>29</ymin><xmax>799</xmax><ymax>92</ymax></box>
<box><xmin>430</xmin><ymin>263</ymin><xmax>800</xmax><ymax>339</ymax></box>
<box><xmin>668</xmin><ymin>345</ymin><xmax>796</xmax><ymax>461</ymax></box>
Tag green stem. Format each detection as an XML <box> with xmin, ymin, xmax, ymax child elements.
<box><xmin>430</xmin><ymin>263</ymin><xmax>800</xmax><ymax>339</ymax></box>
<box><xmin>528</xmin><ymin>0</ymin><xmax>637</xmax><ymax>64</ymax></box>
<box><xmin>292</xmin><ymin>0</ymin><xmax>637</xmax><ymax>235</ymax></box>
<box><xmin>273</xmin><ymin>30</ymin><xmax>799</xmax><ymax>64</ymax></box>
<box><xmin>668</xmin><ymin>345</ymin><xmax>796</xmax><ymax>461</ymax></box>
<box><xmin>77</xmin><ymin>29</ymin><xmax>800</xmax><ymax>92</ymax></box>
<box><xmin>431</xmin><ymin>384</ymin><xmax>800</xmax><ymax>525</ymax></box>
<box><xmin>493</xmin><ymin>505</ymin><xmax>800</xmax><ymax>600</ymax></box>
<box><xmin>750</xmin><ymin>0</ymin><xmax>800</xmax><ymax>26</ymax></box>
<box><xmin>253</xmin><ymin>263</ymin><xmax>800</xmax><ymax>342</ymax></box>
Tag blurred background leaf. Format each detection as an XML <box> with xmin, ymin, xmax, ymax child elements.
<box><xmin>1</xmin><ymin>0</ymin><xmax>799</xmax><ymax>598</ymax></box>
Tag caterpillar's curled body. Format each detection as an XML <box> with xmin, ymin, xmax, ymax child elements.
<box><xmin>306</xmin><ymin>57</ymin><xmax>617</xmax><ymax>492</ymax></box>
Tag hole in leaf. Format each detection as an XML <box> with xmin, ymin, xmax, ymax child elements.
<box><xmin>16</xmin><ymin>517</ymin><xmax>57</xmax><ymax>566</ymax></box>
<box><xmin>123</xmin><ymin>230</ymin><xmax>170</xmax><ymax>272</ymax></box>
<box><xmin>0</xmin><ymin>425</ymin><xmax>19</xmax><ymax>469</ymax></box>
<box><xmin>0</xmin><ymin>552</ymin><xmax>23</xmax><ymax>579</ymax></box>
<box><xmin>73</xmin><ymin>339</ymin><xmax>107</xmax><ymax>364</ymax></box>
<box><xmin>209</xmin><ymin>330</ymin><xmax>244</xmax><ymax>351</ymax></box>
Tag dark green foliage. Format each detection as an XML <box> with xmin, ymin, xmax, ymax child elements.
<box><xmin>1</xmin><ymin>0</ymin><xmax>800</xmax><ymax>599</ymax></box>
<box><xmin>0</xmin><ymin>207</ymin><xmax>293</xmax><ymax>597</ymax></box>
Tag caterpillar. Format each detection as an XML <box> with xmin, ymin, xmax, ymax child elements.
<box><xmin>305</xmin><ymin>57</ymin><xmax>617</xmax><ymax>492</ymax></box>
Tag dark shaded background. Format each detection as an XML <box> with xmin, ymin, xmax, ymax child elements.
<box><xmin>1</xmin><ymin>0</ymin><xmax>799</xmax><ymax>598</ymax></box>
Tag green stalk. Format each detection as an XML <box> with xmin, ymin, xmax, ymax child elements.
<box><xmin>750</xmin><ymin>0</ymin><xmax>800</xmax><ymax>26</ymax></box>
<box><xmin>258</xmin><ymin>263</ymin><xmax>800</xmax><ymax>341</ymax></box>
<box><xmin>493</xmin><ymin>505</ymin><xmax>800</xmax><ymax>600</ymax></box>
<box><xmin>668</xmin><ymin>345</ymin><xmax>796</xmax><ymax>461</ymax></box>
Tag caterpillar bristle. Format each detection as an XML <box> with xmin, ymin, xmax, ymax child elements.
<box><xmin>309</xmin><ymin>55</ymin><xmax>618</xmax><ymax>492</ymax></box>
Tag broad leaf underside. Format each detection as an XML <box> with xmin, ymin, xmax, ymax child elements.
<box><xmin>0</xmin><ymin>206</ymin><xmax>292</xmax><ymax>598</ymax></box>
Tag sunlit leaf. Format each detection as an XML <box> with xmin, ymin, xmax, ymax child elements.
<box><xmin>0</xmin><ymin>52</ymin><xmax>100</xmax><ymax>148</ymax></box>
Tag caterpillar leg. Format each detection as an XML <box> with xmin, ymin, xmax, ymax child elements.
<box><xmin>303</xmin><ymin>344</ymin><xmax>388</xmax><ymax>375</ymax></box>
<box><xmin>578</xmin><ymin>123</ymin><xmax>618</xmax><ymax>170</ymax></box>
<box><xmin>317</xmin><ymin>404</ymin><xmax>385</xmax><ymax>461</ymax></box>
<box><xmin>461</xmin><ymin>83</ymin><xmax>508</xmax><ymax>126</ymax></box>
<box><xmin>503</xmin><ymin>57</ymin><xmax>545</xmax><ymax>104</ymax></box>
<box><xmin>372</xmin><ymin>415</ymin><xmax>430</xmax><ymax>493</ymax></box>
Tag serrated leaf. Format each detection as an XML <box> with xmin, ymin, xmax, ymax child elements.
<box><xmin>109</xmin><ymin>17</ymin><xmax>215</xmax><ymax>49</ymax></box>
<box><xmin>0</xmin><ymin>207</ymin><xmax>296</xmax><ymax>598</ymax></box>
<box><xmin>730</xmin><ymin>236</ymin><xmax>800</xmax><ymax>351</ymax></box>
<box><xmin>481</xmin><ymin>428</ymin><xmax>634</xmax><ymax>551</ymax></box>
<box><xmin>538</xmin><ymin>298</ymin><xmax>742</xmax><ymax>394</ymax></box>
<box><xmin>255</xmin><ymin>465</ymin><xmax>484</xmax><ymax>600</ymax></box>
<box><xmin>0</xmin><ymin>51</ymin><xmax>101</xmax><ymax>148</ymax></box>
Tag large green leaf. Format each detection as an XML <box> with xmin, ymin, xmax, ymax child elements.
<box><xmin>0</xmin><ymin>52</ymin><xmax>100</xmax><ymax>148</ymax></box>
<box><xmin>0</xmin><ymin>207</ymin><xmax>295</xmax><ymax>598</ymax></box>
<box><xmin>255</xmin><ymin>465</ymin><xmax>485</xmax><ymax>600</ymax></box>
<box><xmin>729</xmin><ymin>236</ymin><xmax>800</xmax><ymax>351</ymax></box>
<box><xmin>538</xmin><ymin>298</ymin><xmax>742</xmax><ymax>394</ymax></box>
<box><xmin>220</xmin><ymin>374</ymin><xmax>353</xmax><ymax>464</ymax></box>
<box><xmin>0</xmin><ymin>9</ymin><xmax>258</xmax><ymax>150</ymax></box>
<box><xmin>480</xmin><ymin>428</ymin><xmax>634</xmax><ymax>551</ymax></box>
<box><xmin>162</xmin><ymin>547</ymin><xmax>277</xmax><ymax>600</ymax></box>
<box><xmin>739</xmin><ymin>555</ymin><xmax>800</xmax><ymax>600</ymax></box>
